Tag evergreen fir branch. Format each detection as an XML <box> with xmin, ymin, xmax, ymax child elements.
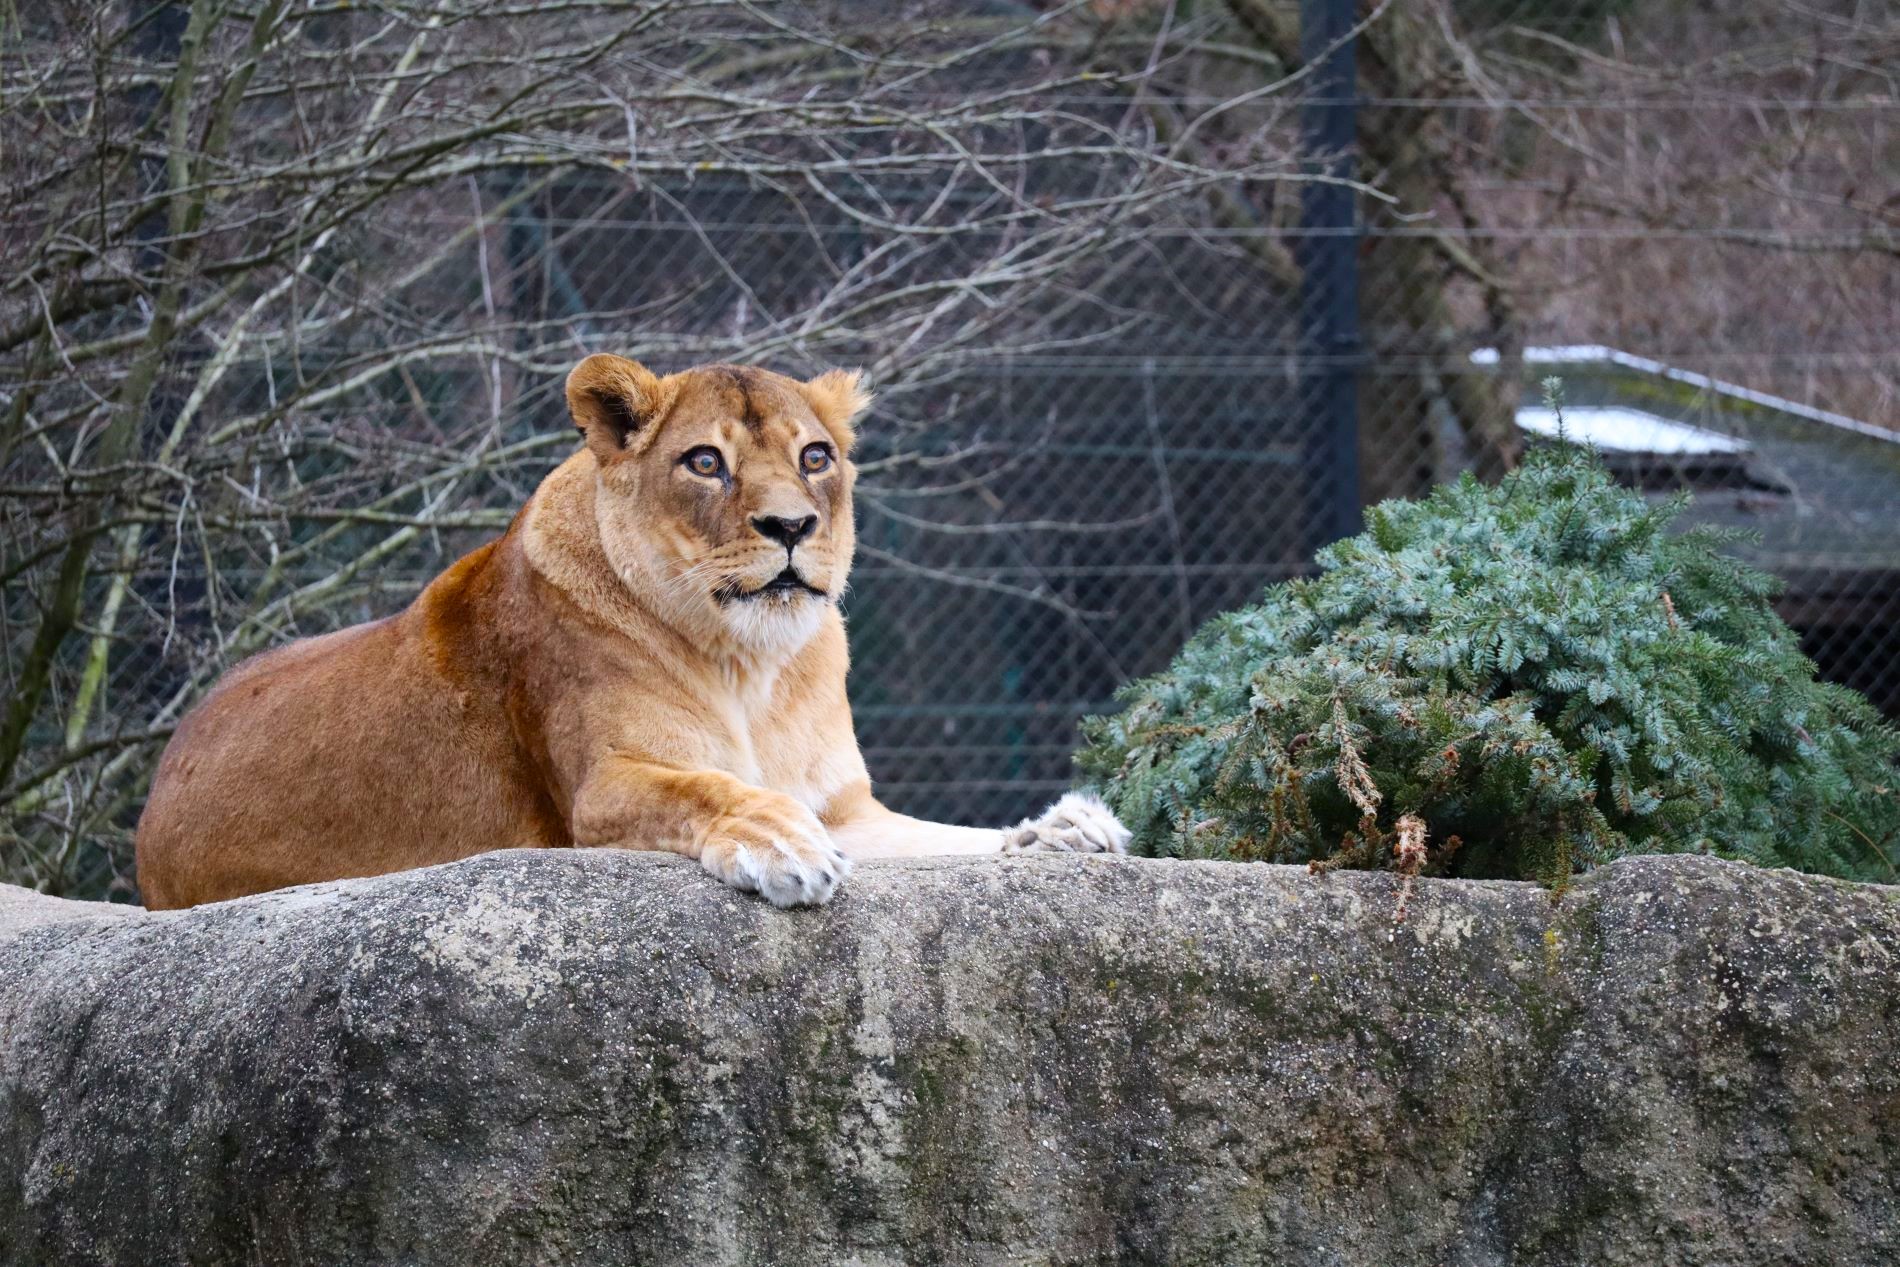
<box><xmin>1078</xmin><ymin>424</ymin><xmax>1900</xmax><ymax>883</ymax></box>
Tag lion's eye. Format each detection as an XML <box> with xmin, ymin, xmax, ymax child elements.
<box><xmin>801</xmin><ymin>443</ymin><xmax>833</xmax><ymax>474</ymax></box>
<box><xmin>683</xmin><ymin>447</ymin><xmax>725</xmax><ymax>478</ymax></box>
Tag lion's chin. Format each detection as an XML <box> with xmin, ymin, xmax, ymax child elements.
<box><xmin>718</xmin><ymin>591</ymin><xmax>827</xmax><ymax>657</ymax></box>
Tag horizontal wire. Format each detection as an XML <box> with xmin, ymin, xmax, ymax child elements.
<box><xmin>1014</xmin><ymin>96</ymin><xmax>1900</xmax><ymax>111</ymax></box>
<box><xmin>396</xmin><ymin>214</ymin><xmax>1898</xmax><ymax>242</ymax></box>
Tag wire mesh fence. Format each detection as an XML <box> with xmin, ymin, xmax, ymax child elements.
<box><xmin>2</xmin><ymin>0</ymin><xmax>1895</xmax><ymax>899</ymax></box>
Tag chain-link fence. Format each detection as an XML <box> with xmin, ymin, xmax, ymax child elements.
<box><xmin>1342</xmin><ymin>0</ymin><xmax>1900</xmax><ymax>725</ymax></box>
<box><xmin>3</xmin><ymin>0</ymin><xmax>1895</xmax><ymax>898</ymax></box>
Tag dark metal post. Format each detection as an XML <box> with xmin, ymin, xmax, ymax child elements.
<box><xmin>128</xmin><ymin>1</ymin><xmax>190</xmax><ymax>270</ymax></box>
<box><xmin>1298</xmin><ymin>0</ymin><xmax>1362</xmax><ymax>546</ymax></box>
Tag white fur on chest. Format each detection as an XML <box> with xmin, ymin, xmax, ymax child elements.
<box><xmin>707</xmin><ymin>658</ymin><xmax>856</xmax><ymax>815</ymax></box>
<box><xmin>708</xmin><ymin>658</ymin><xmax>776</xmax><ymax>785</ymax></box>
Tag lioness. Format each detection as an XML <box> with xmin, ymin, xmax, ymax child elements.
<box><xmin>135</xmin><ymin>355</ymin><xmax>1129</xmax><ymax>910</ymax></box>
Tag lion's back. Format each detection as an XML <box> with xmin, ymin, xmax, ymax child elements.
<box><xmin>134</xmin><ymin>593</ymin><xmax>562</xmax><ymax>909</ymax></box>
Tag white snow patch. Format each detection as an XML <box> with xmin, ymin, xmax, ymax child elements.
<box><xmin>1516</xmin><ymin>405</ymin><xmax>1750</xmax><ymax>455</ymax></box>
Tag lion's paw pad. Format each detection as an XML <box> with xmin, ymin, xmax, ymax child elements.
<box><xmin>1001</xmin><ymin>792</ymin><xmax>1132</xmax><ymax>855</ymax></box>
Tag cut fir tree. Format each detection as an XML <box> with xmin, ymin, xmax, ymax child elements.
<box><xmin>1079</xmin><ymin>384</ymin><xmax>1900</xmax><ymax>884</ymax></box>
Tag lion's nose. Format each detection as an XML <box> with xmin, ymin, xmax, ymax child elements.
<box><xmin>751</xmin><ymin>514</ymin><xmax>817</xmax><ymax>549</ymax></box>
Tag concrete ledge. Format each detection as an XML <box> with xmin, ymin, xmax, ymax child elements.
<box><xmin>2</xmin><ymin>850</ymin><xmax>1897</xmax><ymax>1266</ymax></box>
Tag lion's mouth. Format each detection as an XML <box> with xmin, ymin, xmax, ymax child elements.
<box><xmin>719</xmin><ymin>567</ymin><xmax>825</xmax><ymax>604</ymax></box>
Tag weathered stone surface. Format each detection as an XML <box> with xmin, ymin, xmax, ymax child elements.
<box><xmin>1</xmin><ymin>851</ymin><xmax>1896</xmax><ymax>1266</ymax></box>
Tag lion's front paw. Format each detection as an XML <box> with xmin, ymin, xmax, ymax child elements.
<box><xmin>1001</xmin><ymin>791</ymin><xmax>1132</xmax><ymax>856</ymax></box>
<box><xmin>698</xmin><ymin>798</ymin><xmax>851</xmax><ymax>908</ymax></box>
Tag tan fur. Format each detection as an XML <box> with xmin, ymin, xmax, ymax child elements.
<box><xmin>136</xmin><ymin>355</ymin><xmax>1123</xmax><ymax>911</ymax></box>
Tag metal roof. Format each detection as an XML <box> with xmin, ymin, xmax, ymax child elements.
<box><xmin>1477</xmin><ymin>346</ymin><xmax>1900</xmax><ymax>579</ymax></box>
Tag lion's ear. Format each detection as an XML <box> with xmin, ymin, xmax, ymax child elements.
<box><xmin>800</xmin><ymin>367</ymin><xmax>872</xmax><ymax>454</ymax></box>
<box><xmin>566</xmin><ymin>354</ymin><xmax>664</xmax><ymax>460</ymax></box>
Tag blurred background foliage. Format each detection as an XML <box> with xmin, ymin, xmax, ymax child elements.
<box><xmin>2</xmin><ymin>0</ymin><xmax>1895</xmax><ymax>899</ymax></box>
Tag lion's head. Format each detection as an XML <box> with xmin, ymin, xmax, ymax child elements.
<box><xmin>564</xmin><ymin>354</ymin><xmax>869</xmax><ymax>656</ymax></box>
